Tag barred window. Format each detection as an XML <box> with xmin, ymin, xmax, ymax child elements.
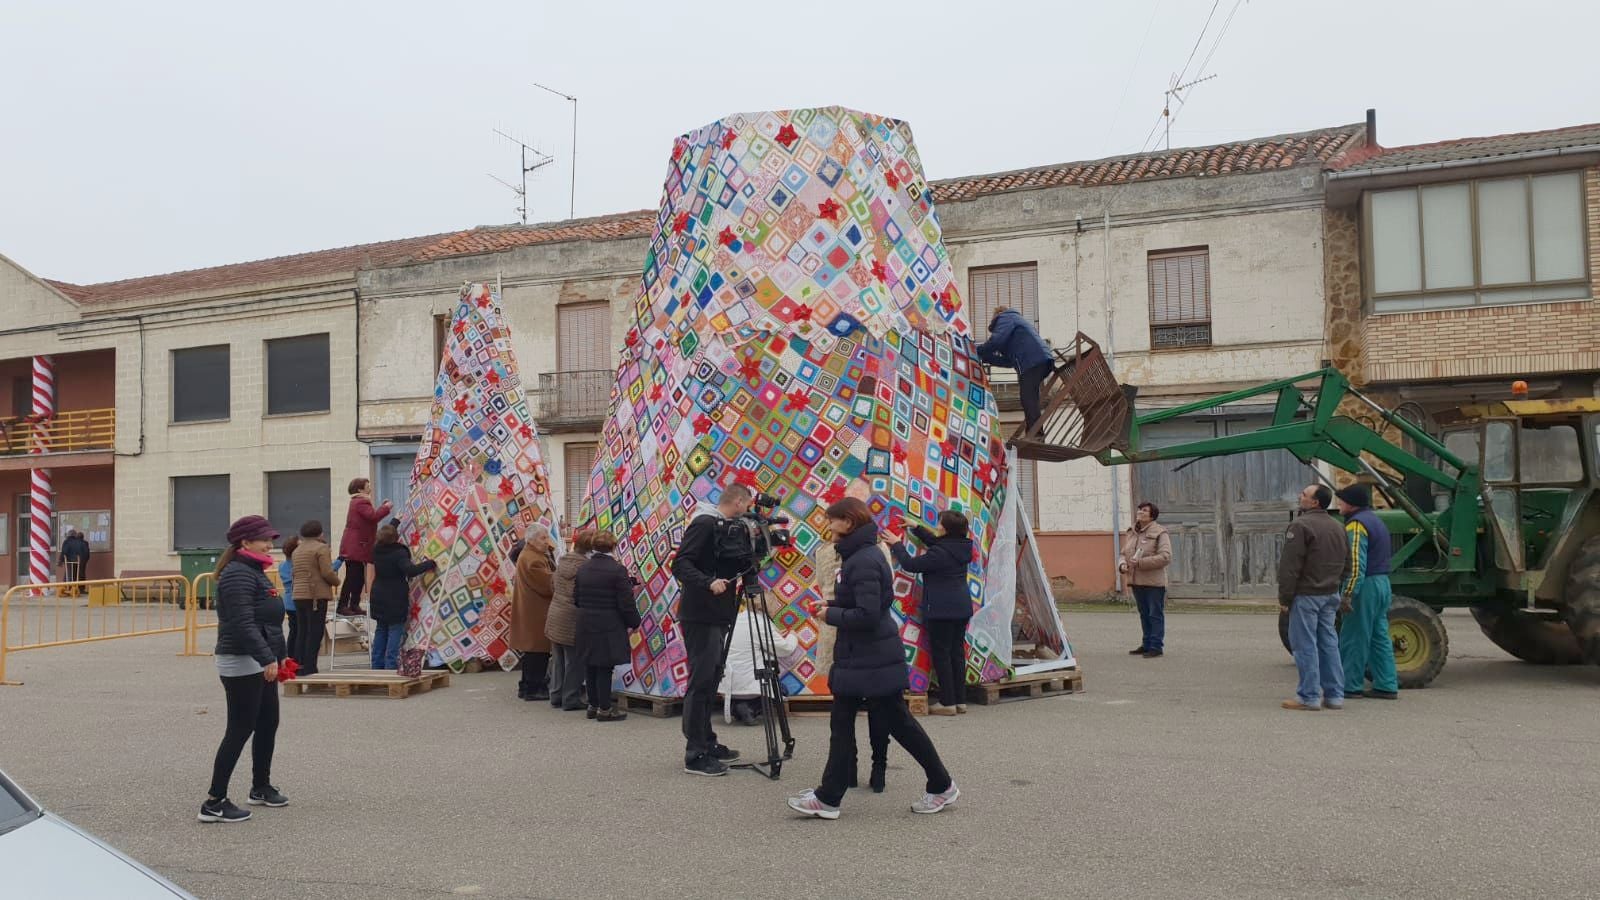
<box><xmin>1148</xmin><ymin>248</ymin><xmax>1212</xmax><ymax>350</ymax></box>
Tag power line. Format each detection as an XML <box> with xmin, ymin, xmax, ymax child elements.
<box><xmin>1104</xmin><ymin>0</ymin><xmax>1165</xmax><ymax>146</ymax></box>
<box><xmin>1173</xmin><ymin>0</ymin><xmax>1222</xmax><ymax>87</ymax></box>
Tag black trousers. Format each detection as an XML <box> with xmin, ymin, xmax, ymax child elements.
<box><xmin>926</xmin><ymin>619</ymin><xmax>970</xmax><ymax>707</ymax></box>
<box><xmin>337</xmin><ymin>560</ymin><xmax>367</xmax><ymax>611</ymax></box>
<box><xmin>208</xmin><ymin>672</ymin><xmax>279</xmax><ymax>799</ymax></box>
<box><xmin>586</xmin><ymin>666</ymin><xmax>613</xmax><ymax>709</ymax></box>
<box><xmin>285</xmin><ymin>610</ymin><xmax>299</xmax><ymax>663</ymax></box>
<box><xmin>1019</xmin><ymin>361</ymin><xmax>1055</xmax><ymax>430</ymax></box>
<box><xmin>518</xmin><ymin>651</ymin><xmax>550</xmax><ymax>695</ymax></box>
<box><xmin>680</xmin><ymin>621</ymin><xmax>730</xmax><ymax>762</ymax></box>
<box><xmin>816</xmin><ymin>694</ymin><xmax>950</xmax><ymax>808</ymax></box>
<box><xmin>292</xmin><ymin>600</ymin><xmax>328</xmax><ymax>675</ymax></box>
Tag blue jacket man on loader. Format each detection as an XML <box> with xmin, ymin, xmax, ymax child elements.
<box><xmin>976</xmin><ymin>307</ymin><xmax>1053</xmax><ymax>433</ymax></box>
<box><xmin>1335</xmin><ymin>484</ymin><xmax>1399</xmax><ymax>700</ymax></box>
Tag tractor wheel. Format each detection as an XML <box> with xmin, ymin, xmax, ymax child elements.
<box><xmin>1565</xmin><ymin>535</ymin><xmax>1600</xmax><ymax>665</ymax></box>
<box><xmin>1389</xmin><ymin>596</ymin><xmax>1448</xmax><ymax>688</ymax></box>
<box><xmin>1469</xmin><ymin>605</ymin><xmax>1583</xmax><ymax>665</ymax></box>
<box><xmin>1278</xmin><ymin>606</ymin><xmax>1346</xmax><ymax>654</ymax></box>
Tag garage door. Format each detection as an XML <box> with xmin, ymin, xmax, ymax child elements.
<box><xmin>1133</xmin><ymin>416</ymin><xmax>1308</xmax><ymax>599</ymax></box>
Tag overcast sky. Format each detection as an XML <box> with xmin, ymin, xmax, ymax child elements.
<box><xmin>3</xmin><ymin>0</ymin><xmax>1595</xmax><ymax>284</ymax></box>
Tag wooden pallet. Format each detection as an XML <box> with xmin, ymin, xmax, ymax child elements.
<box><xmin>616</xmin><ymin>691</ymin><xmax>679</xmax><ymax>718</ymax></box>
<box><xmin>785</xmin><ymin>692</ymin><xmax>930</xmax><ymax>717</ymax></box>
<box><xmin>967</xmin><ymin>669</ymin><xmax>1083</xmax><ymax>706</ymax></box>
<box><xmin>282</xmin><ymin>670</ymin><xmax>451</xmax><ymax>699</ymax></box>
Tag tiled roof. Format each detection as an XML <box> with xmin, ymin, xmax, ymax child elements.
<box><xmin>408</xmin><ymin>211</ymin><xmax>658</xmax><ymax>262</ymax></box>
<box><xmin>49</xmin><ymin>123</ymin><xmax>1368</xmax><ymax>302</ymax></box>
<box><xmin>930</xmin><ymin>124</ymin><xmax>1366</xmax><ymax>202</ymax></box>
<box><xmin>49</xmin><ymin>231</ymin><xmax>463</xmax><ymax>305</ymax></box>
<box><xmin>1333</xmin><ymin>122</ymin><xmax>1600</xmax><ymax>173</ymax></box>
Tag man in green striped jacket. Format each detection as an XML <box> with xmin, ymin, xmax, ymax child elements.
<box><xmin>1335</xmin><ymin>485</ymin><xmax>1399</xmax><ymax>700</ymax></box>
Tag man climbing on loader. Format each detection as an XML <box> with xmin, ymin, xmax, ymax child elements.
<box><xmin>976</xmin><ymin>306</ymin><xmax>1053</xmax><ymax>434</ymax></box>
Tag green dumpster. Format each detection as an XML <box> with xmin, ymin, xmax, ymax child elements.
<box><xmin>178</xmin><ymin>549</ymin><xmax>222</xmax><ymax>608</ymax></box>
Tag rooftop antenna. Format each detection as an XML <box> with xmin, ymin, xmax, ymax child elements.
<box><xmin>530</xmin><ymin>81</ymin><xmax>578</xmax><ymax>220</ymax></box>
<box><xmin>490</xmin><ymin>128</ymin><xmax>555</xmax><ymax>225</ymax></box>
<box><xmin>1163</xmin><ymin>72</ymin><xmax>1217</xmax><ymax>151</ymax></box>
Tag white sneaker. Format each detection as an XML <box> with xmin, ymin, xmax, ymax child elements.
<box><xmin>787</xmin><ymin>789</ymin><xmax>841</xmax><ymax>820</ymax></box>
<box><xmin>911</xmin><ymin>783</ymin><xmax>960</xmax><ymax>814</ymax></box>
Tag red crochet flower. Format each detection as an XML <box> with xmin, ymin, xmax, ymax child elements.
<box><xmin>775</xmin><ymin>124</ymin><xmax>799</xmax><ymax>148</ymax></box>
<box><xmin>784</xmin><ymin>389</ymin><xmax>809</xmax><ymax>412</ymax></box>
<box><xmin>821</xmin><ymin>482</ymin><xmax>846</xmax><ymax>504</ymax></box>
<box><xmin>739</xmin><ymin>357</ymin><xmax>762</xmax><ymax>380</ymax></box>
<box><xmin>693</xmin><ymin>414</ymin><xmax>714</xmax><ymax>435</ymax></box>
<box><xmin>717</xmin><ymin>227</ymin><xmax>736</xmax><ymax>246</ymax></box>
<box><xmin>721</xmin><ymin>130</ymin><xmax>738</xmax><ymax>150</ymax></box>
<box><xmin>884</xmin><ymin>171</ymin><xmax>900</xmax><ymax>190</ymax></box>
<box><xmin>871</xmin><ymin>259</ymin><xmax>888</xmax><ymax>282</ymax></box>
<box><xmin>672</xmin><ymin>211</ymin><xmax>690</xmax><ymax>234</ymax></box>
<box><xmin>817</xmin><ymin>198</ymin><xmax>841</xmax><ymax>221</ymax></box>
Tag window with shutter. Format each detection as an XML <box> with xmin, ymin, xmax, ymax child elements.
<box><xmin>266</xmin><ymin>469</ymin><xmax>331</xmax><ymax>547</ymax></box>
<box><xmin>265</xmin><ymin>334</ymin><xmax>330</xmax><ymax>415</ymax></box>
<box><xmin>1147</xmin><ymin>248</ymin><xmax>1212</xmax><ymax>350</ymax></box>
<box><xmin>172</xmin><ymin>475</ymin><xmax>230</xmax><ymax>551</ymax></box>
<box><xmin>556</xmin><ymin>304</ymin><xmax>613</xmax><ymax>419</ymax></box>
<box><xmin>172</xmin><ymin>345</ymin><xmax>231</xmax><ymax>423</ymax></box>
<box><xmin>564</xmin><ymin>442</ymin><xmax>598</xmax><ymax>527</ymax></box>
<box><xmin>966</xmin><ymin>264</ymin><xmax>1039</xmax><ymax>340</ymax></box>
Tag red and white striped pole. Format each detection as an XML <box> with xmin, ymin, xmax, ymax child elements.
<box><xmin>29</xmin><ymin>355</ymin><xmax>55</xmax><ymax>593</ymax></box>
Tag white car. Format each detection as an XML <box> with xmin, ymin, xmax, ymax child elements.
<box><xmin>0</xmin><ymin>769</ymin><xmax>195</xmax><ymax>898</ymax></box>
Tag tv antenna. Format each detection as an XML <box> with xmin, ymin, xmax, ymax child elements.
<box><xmin>1162</xmin><ymin>72</ymin><xmax>1217</xmax><ymax>151</ymax></box>
<box><xmin>489</xmin><ymin>128</ymin><xmax>555</xmax><ymax>225</ymax></box>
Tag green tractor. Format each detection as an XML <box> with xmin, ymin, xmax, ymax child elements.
<box><xmin>1011</xmin><ymin>334</ymin><xmax>1600</xmax><ymax>688</ymax></box>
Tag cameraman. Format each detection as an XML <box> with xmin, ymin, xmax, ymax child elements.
<box><xmin>671</xmin><ymin>483</ymin><xmax>755</xmax><ymax>777</ymax></box>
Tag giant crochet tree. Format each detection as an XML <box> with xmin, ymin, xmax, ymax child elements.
<box><xmin>583</xmin><ymin>108</ymin><xmax>1070</xmax><ymax>697</ymax></box>
<box><xmin>402</xmin><ymin>282</ymin><xmax>562</xmax><ymax>672</ymax></box>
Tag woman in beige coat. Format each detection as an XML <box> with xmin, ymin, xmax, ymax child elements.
<box><xmin>290</xmin><ymin>521</ymin><xmax>341</xmax><ymax>675</ymax></box>
<box><xmin>511</xmin><ymin>531</ymin><xmax>556</xmax><ymax>701</ymax></box>
<box><xmin>545</xmin><ymin>530</ymin><xmax>592</xmax><ymax>711</ymax></box>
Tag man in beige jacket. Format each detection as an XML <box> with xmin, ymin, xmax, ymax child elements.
<box><xmin>1120</xmin><ymin>502</ymin><xmax>1173</xmax><ymax>658</ymax></box>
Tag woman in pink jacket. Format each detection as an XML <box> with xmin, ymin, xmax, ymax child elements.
<box><xmin>337</xmin><ymin>478</ymin><xmax>391</xmax><ymax>617</ymax></box>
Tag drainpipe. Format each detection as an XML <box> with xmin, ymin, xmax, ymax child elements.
<box><xmin>1103</xmin><ymin>208</ymin><xmax>1122</xmax><ymax>594</ymax></box>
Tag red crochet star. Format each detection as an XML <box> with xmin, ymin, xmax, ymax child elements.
<box><xmin>775</xmin><ymin>123</ymin><xmax>799</xmax><ymax>148</ymax></box>
<box><xmin>891</xmin><ymin>443</ymin><xmax>907</xmax><ymax>463</ymax></box>
<box><xmin>629</xmin><ymin>522</ymin><xmax>645</xmax><ymax>543</ymax></box>
<box><xmin>649</xmin><ymin>383</ymin><xmax>663</xmax><ymax>401</ymax></box>
<box><xmin>625</xmin><ymin>329</ymin><xmax>640</xmax><ymax>348</ymax></box>
<box><xmin>693</xmin><ymin>413</ymin><xmax>713</xmax><ymax>435</ymax></box>
<box><xmin>733</xmin><ymin>469</ymin><xmax>760</xmax><ymax>489</ymax></box>
<box><xmin>452</xmin><ymin>319</ymin><xmax>467</xmax><ymax>336</ymax></box>
<box><xmin>518</xmin><ymin>424</ymin><xmax>533</xmax><ymax>439</ymax></box>
<box><xmin>975</xmin><ymin>463</ymin><xmax>997</xmax><ymax>485</ymax></box>
<box><xmin>721</xmin><ymin>130</ymin><xmax>737</xmax><ymax>149</ymax></box>
<box><xmin>452</xmin><ymin>396</ymin><xmax>470</xmax><ymax>416</ymax></box>
<box><xmin>717</xmin><ymin>226</ymin><xmax>736</xmax><ymax>246</ymax></box>
<box><xmin>497</xmin><ymin>477</ymin><xmax>515</xmax><ymax>498</ymax></box>
<box><xmin>484</xmin><ymin>369</ymin><xmax>500</xmax><ymax>386</ymax></box>
<box><xmin>671</xmin><ymin>140</ymin><xmax>684</xmax><ymax>162</ymax></box>
<box><xmin>871</xmin><ymin>259</ymin><xmax>888</xmax><ymax>282</ymax></box>
<box><xmin>783</xmin><ymin>389</ymin><xmax>809</xmax><ymax>412</ymax></box>
<box><xmin>739</xmin><ymin>356</ymin><xmax>762</xmax><ymax>380</ymax></box>
<box><xmin>407</xmin><ymin>531</ymin><xmax>420</xmax><ymax>548</ymax></box>
<box><xmin>939</xmin><ymin>439</ymin><xmax>957</xmax><ymax>458</ymax></box>
<box><xmin>441</xmin><ymin>511</ymin><xmax>459</xmax><ymax>529</ymax></box>
<box><xmin>884</xmin><ymin>171</ymin><xmax>900</xmax><ymax>190</ymax></box>
<box><xmin>615</xmin><ymin>464</ymin><xmax>628</xmax><ymax>482</ymax></box>
<box><xmin>672</xmin><ymin>211</ymin><xmax>690</xmax><ymax>234</ymax></box>
<box><xmin>474</xmin><ymin>290</ymin><xmax>492</xmax><ymax>309</ymax></box>
<box><xmin>822</xmin><ymin>482</ymin><xmax>846</xmax><ymax>504</ymax></box>
<box><xmin>817</xmin><ymin>198</ymin><xmax>841</xmax><ymax>221</ymax></box>
<box><xmin>489</xmin><ymin>576</ymin><xmax>508</xmax><ymax>596</ymax></box>
<box><xmin>792</xmin><ymin>303</ymin><xmax>813</xmax><ymax>322</ymax></box>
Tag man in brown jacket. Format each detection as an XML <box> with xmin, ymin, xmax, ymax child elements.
<box><xmin>1120</xmin><ymin>502</ymin><xmax>1173</xmax><ymax>658</ymax></box>
<box><xmin>1278</xmin><ymin>484</ymin><xmax>1352</xmax><ymax>711</ymax></box>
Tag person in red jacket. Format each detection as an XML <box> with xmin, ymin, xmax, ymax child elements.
<box><xmin>337</xmin><ymin>478</ymin><xmax>391</xmax><ymax>617</ymax></box>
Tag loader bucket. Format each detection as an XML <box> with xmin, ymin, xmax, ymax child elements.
<box><xmin>1008</xmin><ymin>332</ymin><xmax>1134</xmax><ymax>462</ymax></box>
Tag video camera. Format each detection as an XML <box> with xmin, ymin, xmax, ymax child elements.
<box><xmin>719</xmin><ymin>492</ymin><xmax>793</xmax><ymax>586</ymax></box>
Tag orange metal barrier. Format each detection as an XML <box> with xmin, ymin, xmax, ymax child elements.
<box><xmin>1</xmin><ymin>575</ymin><xmax>190</xmax><ymax>685</ymax></box>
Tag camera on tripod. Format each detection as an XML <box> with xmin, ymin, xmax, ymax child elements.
<box><xmin>720</xmin><ymin>492</ymin><xmax>793</xmax><ymax>590</ymax></box>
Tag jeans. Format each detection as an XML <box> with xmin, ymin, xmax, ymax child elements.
<box><xmin>586</xmin><ymin>665</ymin><xmax>613</xmax><ymax>709</ymax></box>
<box><xmin>370</xmin><ymin>622</ymin><xmax>405</xmax><ymax>670</ymax></box>
<box><xmin>1340</xmin><ymin>575</ymin><xmax>1398</xmax><ymax>694</ymax></box>
<box><xmin>681</xmin><ymin>622</ymin><xmax>730</xmax><ymax>762</ymax></box>
<box><xmin>292</xmin><ymin>600</ymin><xmax>328</xmax><ymax>676</ymax></box>
<box><xmin>551</xmin><ymin>644</ymin><xmax>585</xmax><ymax>708</ymax></box>
<box><xmin>1133</xmin><ymin>585</ymin><xmax>1166</xmax><ymax>652</ymax></box>
<box><xmin>926</xmin><ymin>619</ymin><xmax>970</xmax><ymax>707</ymax></box>
<box><xmin>1288</xmin><ymin>593</ymin><xmax>1344</xmax><ymax>707</ymax></box>
<box><xmin>1018</xmin><ymin>362</ymin><xmax>1055</xmax><ymax>431</ymax></box>
<box><xmin>816</xmin><ymin>694</ymin><xmax>951</xmax><ymax>808</ymax></box>
<box><xmin>208</xmin><ymin>672</ymin><xmax>279</xmax><ymax>799</ymax></box>
<box><xmin>519</xmin><ymin>651</ymin><xmax>550</xmax><ymax>696</ymax></box>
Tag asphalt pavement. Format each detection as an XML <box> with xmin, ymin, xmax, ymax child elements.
<box><xmin>1</xmin><ymin>607</ymin><xmax>1597</xmax><ymax>900</ymax></box>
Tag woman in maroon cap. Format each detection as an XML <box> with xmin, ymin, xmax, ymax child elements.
<box><xmin>199</xmin><ymin>515</ymin><xmax>289</xmax><ymax>824</ymax></box>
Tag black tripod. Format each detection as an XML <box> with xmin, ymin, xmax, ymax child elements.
<box><xmin>718</xmin><ymin>574</ymin><xmax>796</xmax><ymax>779</ymax></box>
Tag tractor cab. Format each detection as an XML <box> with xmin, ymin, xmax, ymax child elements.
<box><xmin>1436</xmin><ymin>396</ymin><xmax>1600</xmax><ymax>602</ymax></box>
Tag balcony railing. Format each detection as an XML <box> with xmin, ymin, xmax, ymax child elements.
<box><xmin>0</xmin><ymin>408</ymin><xmax>116</xmax><ymax>456</ymax></box>
<box><xmin>535</xmin><ymin>371</ymin><xmax>612</xmax><ymax>428</ymax></box>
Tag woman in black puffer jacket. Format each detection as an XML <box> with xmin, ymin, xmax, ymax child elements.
<box><xmin>787</xmin><ymin>498</ymin><xmax>960</xmax><ymax>820</ymax></box>
<box><xmin>200</xmin><ymin>515</ymin><xmax>289</xmax><ymax>824</ymax></box>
